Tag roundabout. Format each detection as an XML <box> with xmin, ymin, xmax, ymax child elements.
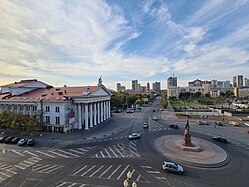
<box><xmin>154</xmin><ymin>135</ymin><xmax>230</xmax><ymax>168</ymax></box>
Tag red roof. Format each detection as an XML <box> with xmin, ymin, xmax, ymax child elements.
<box><xmin>5</xmin><ymin>86</ymin><xmax>101</xmax><ymax>102</ymax></box>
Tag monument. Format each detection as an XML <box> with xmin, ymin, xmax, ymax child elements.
<box><xmin>183</xmin><ymin>120</ymin><xmax>192</xmax><ymax>146</ymax></box>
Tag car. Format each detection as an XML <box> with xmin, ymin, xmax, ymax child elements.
<box><xmin>212</xmin><ymin>136</ymin><xmax>228</xmax><ymax>143</ymax></box>
<box><xmin>198</xmin><ymin>121</ymin><xmax>208</xmax><ymax>125</ymax></box>
<box><xmin>143</xmin><ymin>123</ymin><xmax>148</xmax><ymax>128</ymax></box>
<box><xmin>159</xmin><ymin>108</ymin><xmax>163</xmax><ymax>111</ymax></box>
<box><xmin>162</xmin><ymin>161</ymin><xmax>184</xmax><ymax>174</ymax></box>
<box><xmin>11</xmin><ymin>137</ymin><xmax>21</xmax><ymax>144</ymax></box>
<box><xmin>0</xmin><ymin>136</ymin><xmax>8</xmax><ymax>143</ymax></box>
<box><xmin>228</xmin><ymin>121</ymin><xmax>239</xmax><ymax>126</ymax></box>
<box><xmin>215</xmin><ymin>122</ymin><xmax>223</xmax><ymax>126</ymax></box>
<box><xmin>153</xmin><ymin>109</ymin><xmax>155</xmax><ymax>112</ymax></box>
<box><xmin>27</xmin><ymin>138</ymin><xmax>35</xmax><ymax>146</ymax></box>
<box><xmin>126</xmin><ymin>109</ymin><xmax>134</xmax><ymax>113</ymax></box>
<box><xmin>4</xmin><ymin>136</ymin><xmax>14</xmax><ymax>144</ymax></box>
<box><xmin>169</xmin><ymin>124</ymin><xmax>178</xmax><ymax>129</ymax></box>
<box><xmin>244</xmin><ymin>122</ymin><xmax>249</xmax><ymax>127</ymax></box>
<box><xmin>17</xmin><ymin>138</ymin><xmax>28</xmax><ymax>146</ymax></box>
<box><xmin>153</xmin><ymin>116</ymin><xmax>159</xmax><ymax>121</ymax></box>
<box><xmin>128</xmin><ymin>133</ymin><xmax>141</xmax><ymax>140</ymax></box>
<box><xmin>114</xmin><ymin>109</ymin><xmax>122</xmax><ymax>113</ymax></box>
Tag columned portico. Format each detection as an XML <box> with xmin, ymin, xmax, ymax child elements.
<box><xmin>108</xmin><ymin>100</ymin><xmax>111</xmax><ymax>118</ymax></box>
<box><xmin>94</xmin><ymin>102</ymin><xmax>97</xmax><ymax>126</ymax></box>
<box><xmin>89</xmin><ymin>103</ymin><xmax>93</xmax><ymax>128</ymax></box>
<box><xmin>85</xmin><ymin>104</ymin><xmax>89</xmax><ymax>130</ymax></box>
<box><xmin>78</xmin><ymin>104</ymin><xmax>82</xmax><ymax>129</ymax></box>
<box><xmin>103</xmin><ymin>101</ymin><xmax>106</xmax><ymax>121</ymax></box>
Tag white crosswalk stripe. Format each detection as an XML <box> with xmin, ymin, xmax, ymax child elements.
<box><xmin>48</xmin><ymin>151</ymin><xmax>70</xmax><ymax>158</ymax></box>
<box><xmin>11</xmin><ymin>150</ymin><xmax>25</xmax><ymax>157</ymax></box>
<box><xmin>15</xmin><ymin>157</ymin><xmax>42</xmax><ymax>171</ymax></box>
<box><xmin>32</xmin><ymin>164</ymin><xmax>64</xmax><ymax>174</ymax></box>
<box><xmin>52</xmin><ymin>181</ymin><xmax>110</xmax><ymax>187</ymax></box>
<box><xmin>142</xmin><ymin>166</ymin><xmax>170</xmax><ymax>185</ymax></box>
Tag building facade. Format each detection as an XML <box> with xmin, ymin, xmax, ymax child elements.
<box><xmin>117</xmin><ymin>83</ymin><xmax>121</xmax><ymax>92</ymax></box>
<box><xmin>0</xmin><ymin>79</ymin><xmax>112</xmax><ymax>132</ymax></box>
<box><xmin>152</xmin><ymin>82</ymin><xmax>161</xmax><ymax>92</ymax></box>
<box><xmin>167</xmin><ymin>76</ymin><xmax>177</xmax><ymax>88</ymax></box>
<box><xmin>132</xmin><ymin>80</ymin><xmax>138</xmax><ymax>92</ymax></box>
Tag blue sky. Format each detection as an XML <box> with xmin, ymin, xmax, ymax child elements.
<box><xmin>0</xmin><ymin>0</ymin><xmax>249</xmax><ymax>90</ymax></box>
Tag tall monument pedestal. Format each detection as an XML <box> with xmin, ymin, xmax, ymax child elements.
<box><xmin>183</xmin><ymin>132</ymin><xmax>192</xmax><ymax>147</ymax></box>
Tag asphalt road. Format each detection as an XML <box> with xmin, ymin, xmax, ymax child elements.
<box><xmin>0</xmin><ymin>97</ymin><xmax>249</xmax><ymax>187</ymax></box>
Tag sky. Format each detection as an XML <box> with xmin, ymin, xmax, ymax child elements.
<box><xmin>0</xmin><ymin>0</ymin><xmax>249</xmax><ymax>90</ymax></box>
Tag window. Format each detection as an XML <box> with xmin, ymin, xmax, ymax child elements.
<box><xmin>27</xmin><ymin>106</ymin><xmax>30</xmax><ymax>111</ymax></box>
<box><xmin>45</xmin><ymin>116</ymin><xmax>50</xmax><ymax>123</ymax></box>
<box><xmin>14</xmin><ymin>105</ymin><xmax>17</xmax><ymax>110</ymax></box>
<box><xmin>20</xmin><ymin>106</ymin><xmax>24</xmax><ymax>110</ymax></box>
<box><xmin>33</xmin><ymin>106</ymin><xmax>37</xmax><ymax>111</ymax></box>
<box><xmin>56</xmin><ymin>117</ymin><xmax>60</xmax><ymax>125</ymax></box>
<box><xmin>45</xmin><ymin>106</ymin><xmax>50</xmax><ymax>112</ymax></box>
<box><xmin>55</xmin><ymin>106</ymin><xmax>60</xmax><ymax>112</ymax></box>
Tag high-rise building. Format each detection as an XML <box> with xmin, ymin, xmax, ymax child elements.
<box><xmin>167</xmin><ymin>75</ymin><xmax>177</xmax><ymax>88</ymax></box>
<box><xmin>245</xmin><ymin>78</ymin><xmax>249</xmax><ymax>87</ymax></box>
<box><xmin>117</xmin><ymin>83</ymin><xmax>121</xmax><ymax>92</ymax></box>
<box><xmin>233</xmin><ymin>75</ymin><xmax>243</xmax><ymax>88</ymax></box>
<box><xmin>132</xmin><ymin>80</ymin><xmax>138</xmax><ymax>92</ymax></box>
<box><xmin>153</xmin><ymin>82</ymin><xmax>161</xmax><ymax>92</ymax></box>
<box><xmin>146</xmin><ymin>82</ymin><xmax>150</xmax><ymax>93</ymax></box>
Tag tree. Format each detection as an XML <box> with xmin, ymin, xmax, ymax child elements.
<box><xmin>135</xmin><ymin>99</ymin><xmax>143</xmax><ymax>105</ymax></box>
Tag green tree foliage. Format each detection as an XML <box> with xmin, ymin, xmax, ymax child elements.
<box><xmin>160</xmin><ymin>92</ymin><xmax>168</xmax><ymax>109</ymax></box>
<box><xmin>0</xmin><ymin>110</ymin><xmax>39</xmax><ymax>132</ymax></box>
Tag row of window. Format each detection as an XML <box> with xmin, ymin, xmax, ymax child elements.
<box><xmin>45</xmin><ymin>106</ymin><xmax>60</xmax><ymax>112</ymax></box>
<box><xmin>45</xmin><ymin>116</ymin><xmax>60</xmax><ymax>125</ymax></box>
<box><xmin>4</xmin><ymin>105</ymin><xmax>38</xmax><ymax>111</ymax></box>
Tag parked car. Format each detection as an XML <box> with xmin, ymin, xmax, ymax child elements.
<box><xmin>215</xmin><ymin>122</ymin><xmax>223</xmax><ymax>126</ymax></box>
<box><xmin>229</xmin><ymin>121</ymin><xmax>239</xmax><ymax>126</ymax></box>
<box><xmin>169</xmin><ymin>124</ymin><xmax>178</xmax><ymax>129</ymax></box>
<box><xmin>114</xmin><ymin>109</ymin><xmax>122</xmax><ymax>113</ymax></box>
<box><xmin>126</xmin><ymin>109</ymin><xmax>134</xmax><ymax>113</ymax></box>
<box><xmin>198</xmin><ymin>121</ymin><xmax>208</xmax><ymax>125</ymax></box>
<box><xmin>11</xmin><ymin>137</ymin><xmax>21</xmax><ymax>144</ymax></box>
<box><xmin>244</xmin><ymin>122</ymin><xmax>249</xmax><ymax>127</ymax></box>
<box><xmin>4</xmin><ymin>136</ymin><xmax>15</xmax><ymax>144</ymax></box>
<box><xmin>153</xmin><ymin>116</ymin><xmax>159</xmax><ymax>121</ymax></box>
<box><xmin>27</xmin><ymin>138</ymin><xmax>35</xmax><ymax>146</ymax></box>
<box><xmin>0</xmin><ymin>136</ymin><xmax>8</xmax><ymax>143</ymax></box>
<box><xmin>128</xmin><ymin>133</ymin><xmax>141</xmax><ymax>140</ymax></box>
<box><xmin>162</xmin><ymin>161</ymin><xmax>184</xmax><ymax>174</ymax></box>
<box><xmin>143</xmin><ymin>123</ymin><xmax>148</xmax><ymax>128</ymax></box>
<box><xmin>212</xmin><ymin>136</ymin><xmax>228</xmax><ymax>143</ymax></box>
<box><xmin>18</xmin><ymin>138</ymin><xmax>28</xmax><ymax>146</ymax></box>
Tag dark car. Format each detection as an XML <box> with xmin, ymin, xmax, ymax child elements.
<box><xmin>11</xmin><ymin>137</ymin><xmax>21</xmax><ymax>144</ymax></box>
<box><xmin>153</xmin><ymin>109</ymin><xmax>155</xmax><ymax>112</ymax></box>
<box><xmin>18</xmin><ymin>138</ymin><xmax>28</xmax><ymax>146</ymax></box>
<box><xmin>4</xmin><ymin>136</ymin><xmax>14</xmax><ymax>144</ymax></box>
<box><xmin>27</xmin><ymin>138</ymin><xmax>35</xmax><ymax>146</ymax></box>
<box><xmin>169</xmin><ymin>124</ymin><xmax>179</xmax><ymax>129</ymax></box>
<box><xmin>0</xmin><ymin>136</ymin><xmax>8</xmax><ymax>143</ymax></box>
<box><xmin>212</xmin><ymin>136</ymin><xmax>228</xmax><ymax>143</ymax></box>
<box><xmin>143</xmin><ymin>123</ymin><xmax>148</xmax><ymax>128</ymax></box>
<box><xmin>215</xmin><ymin>122</ymin><xmax>223</xmax><ymax>126</ymax></box>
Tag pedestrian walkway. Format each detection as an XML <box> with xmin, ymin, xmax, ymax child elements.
<box><xmin>93</xmin><ymin>141</ymin><xmax>140</xmax><ymax>158</ymax></box>
<box><xmin>0</xmin><ymin>162</ymin><xmax>16</xmax><ymax>184</ymax></box>
<box><xmin>51</xmin><ymin>181</ymin><xmax>111</xmax><ymax>187</ymax></box>
<box><xmin>15</xmin><ymin>157</ymin><xmax>42</xmax><ymax>170</ymax></box>
<box><xmin>70</xmin><ymin>164</ymin><xmax>149</xmax><ymax>183</ymax></box>
<box><xmin>1</xmin><ymin>147</ymin><xmax>93</xmax><ymax>159</ymax></box>
<box><xmin>32</xmin><ymin>164</ymin><xmax>64</xmax><ymax>174</ymax></box>
<box><xmin>149</xmin><ymin>117</ymin><xmax>169</xmax><ymax>132</ymax></box>
<box><xmin>142</xmin><ymin>166</ymin><xmax>170</xmax><ymax>185</ymax></box>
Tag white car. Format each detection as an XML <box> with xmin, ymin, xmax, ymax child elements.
<box><xmin>228</xmin><ymin>121</ymin><xmax>239</xmax><ymax>126</ymax></box>
<box><xmin>244</xmin><ymin>122</ymin><xmax>249</xmax><ymax>127</ymax></box>
<box><xmin>153</xmin><ymin>116</ymin><xmax>159</xmax><ymax>121</ymax></box>
<box><xmin>128</xmin><ymin>133</ymin><xmax>141</xmax><ymax>140</ymax></box>
<box><xmin>162</xmin><ymin>161</ymin><xmax>184</xmax><ymax>174</ymax></box>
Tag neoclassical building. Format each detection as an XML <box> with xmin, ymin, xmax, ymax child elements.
<box><xmin>0</xmin><ymin>79</ymin><xmax>112</xmax><ymax>132</ymax></box>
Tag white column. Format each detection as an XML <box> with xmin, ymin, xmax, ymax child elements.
<box><xmin>108</xmin><ymin>100</ymin><xmax>111</xmax><ymax>118</ymax></box>
<box><xmin>85</xmin><ymin>104</ymin><xmax>89</xmax><ymax>130</ymax></box>
<box><xmin>100</xmin><ymin>101</ymin><xmax>104</xmax><ymax>122</ymax></box>
<box><xmin>30</xmin><ymin>105</ymin><xmax>33</xmax><ymax>117</ymax></box>
<box><xmin>94</xmin><ymin>102</ymin><xmax>97</xmax><ymax>126</ymax></box>
<box><xmin>97</xmin><ymin>102</ymin><xmax>100</xmax><ymax>124</ymax></box>
<box><xmin>89</xmin><ymin>103</ymin><xmax>93</xmax><ymax>128</ymax></box>
<box><xmin>105</xmin><ymin>101</ymin><xmax>108</xmax><ymax>119</ymax></box>
<box><xmin>78</xmin><ymin>104</ymin><xmax>82</xmax><ymax>129</ymax></box>
<box><xmin>104</xmin><ymin>101</ymin><xmax>106</xmax><ymax>121</ymax></box>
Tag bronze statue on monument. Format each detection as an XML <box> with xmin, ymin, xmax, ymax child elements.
<box><xmin>183</xmin><ymin>120</ymin><xmax>192</xmax><ymax>146</ymax></box>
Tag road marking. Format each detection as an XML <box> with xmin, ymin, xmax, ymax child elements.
<box><xmin>39</xmin><ymin>165</ymin><xmax>64</xmax><ymax>173</ymax></box>
<box><xmin>130</xmin><ymin>150</ymin><xmax>140</xmax><ymax>157</ymax></box>
<box><xmin>57</xmin><ymin>150</ymin><xmax>80</xmax><ymax>157</ymax></box>
<box><xmin>55</xmin><ymin>182</ymin><xmax>67</xmax><ymax>187</ymax></box>
<box><xmin>89</xmin><ymin>165</ymin><xmax>104</xmax><ymax>177</ymax></box>
<box><xmin>36</xmin><ymin>151</ymin><xmax>56</xmax><ymax>158</ymax></box>
<box><xmin>68</xmin><ymin>183</ymin><xmax>77</xmax><ymax>187</ymax></box>
<box><xmin>113</xmin><ymin>145</ymin><xmax>124</xmax><ymax>157</ymax></box>
<box><xmin>72</xmin><ymin>165</ymin><xmax>87</xmax><ymax>176</ymax></box>
<box><xmin>24</xmin><ymin>151</ymin><xmax>39</xmax><ymax>157</ymax></box>
<box><xmin>33</xmin><ymin>164</ymin><xmax>51</xmax><ymax>171</ymax></box>
<box><xmin>81</xmin><ymin>165</ymin><xmax>96</xmax><ymax>176</ymax></box>
<box><xmin>14</xmin><ymin>164</ymin><xmax>26</xmax><ymax>170</ymax></box>
<box><xmin>136</xmin><ymin>174</ymin><xmax>141</xmax><ymax>181</ymax></box>
<box><xmin>11</xmin><ymin>150</ymin><xmax>25</xmax><ymax>156</ymax></box>
<box><xmin>100</xmin><ymin>151</ymin><xmax>105</xmax><ymax>158</ymax></box>
<box><xmin>109</xmin><ymin>147</ymin><xmax>118</xmax><ymax>157</ymax></box>
<box><xmin>48</xmin><ymin>151</ymin><xmax>69</xmax><ymax>158</ymax></box>
<box><xmin>142</xmin><ymin>166</ymin><xmax>170</xmax><ymax>185</ymax></box>
<box><xmin>107</xmin><ymin>165</ymin><xmax>122</xmax><ymax>179</ymax></box>
<box><xmin>68</xmin><ymin>149</ymin><xmax>86</xmax><ymax>155</ymax></box>
<box><xmin>23</xmin><ymin>160</ymin><xmax>35</xmax><ymax>165</ymax></box>
<box><xmin>104</xmin><ymin>149</ymin><xmax>111</xmax><ymax>157</ymax></box>
<box><xmin>117</xmin><ymin>143</ymin><xmax>124</xmax><ymax>151</ymax></box>
<box><xmin>117</xmin><ymin>165</ymin><xmax>129</xmax><ymax>179</ymax></box>
<box><xmin>98</xmin><ymin>165</ymin><xmax>113</xmax><ymax>178</ymax></box>
<box><xmin>130</xmin><ymin>141</ymin><xmax>136</xmax><ymax>146</ymax></box>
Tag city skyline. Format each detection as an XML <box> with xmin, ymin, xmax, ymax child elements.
<box><xmin>1</xmin><ymin>0</ymin><xmax>249</xmax><ymax>90</ymax></box>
